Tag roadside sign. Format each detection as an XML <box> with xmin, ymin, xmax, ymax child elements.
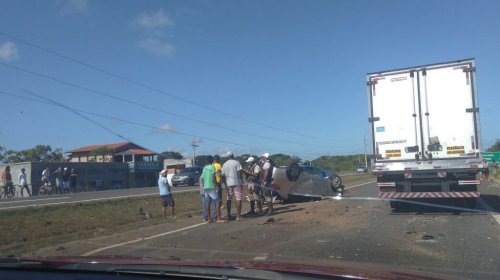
<box><xmin>482</xmin><ymin>152</ymin><xmax>500</xmax><ymax>163</ymax></box>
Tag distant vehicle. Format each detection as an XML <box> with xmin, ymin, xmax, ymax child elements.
<box><xmin>356</xmin><ymin>164</ymin><xmax>368</xmax><ymax>173</ymax></box>
<box><xmin>271</xmin><ymin>163</ymin><xmax>343</xmax><ymax>201</ymax></box>
<box><xmin>171</xmin><ymin>167</ymin><xmax>202</xmax><ymax>187</ymax></box>
<box><xmin>367</xmin><ymin>58</ymin><xmax>482</xmax><ymax>209</ymax></box>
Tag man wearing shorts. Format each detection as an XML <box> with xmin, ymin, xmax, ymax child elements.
<box><xmin>201</xmin><ymin>156</ymin><xmax>224</xmax><ymax>223</ymax></box>
<box><xmin>222</xmin><ymin>151</ymin><xmax>243</xmax><ymax>221</ymax></box>
<box><xmin>158</xmin><ymin>169</ymin><xmax>175</xmax><ymax>219</ymax></box>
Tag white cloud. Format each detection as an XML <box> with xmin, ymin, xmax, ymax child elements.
<box><xmin>133</xmin><ymin>8</ymin><xmax>174</xmax><ymax>34</ymax></box>
<box><xmin>0</xmin><ymin>41</ymin><xmax>19</xmax><ymax>62</ymax></box>
<box><xmin>153</xmin><ymin>123</ymin><xmax>177</xmax><ymax>133</ymax></box>
<box><xmin>56</xmin><ymin>0</ymin><xmax>89</xmax><ymax>15</ymax></box>
<box><xmin>138</xmin><ymin>38</ymin><xmax>174</xmax><ymax>58</ymax></box>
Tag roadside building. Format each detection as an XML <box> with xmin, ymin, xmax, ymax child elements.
<box><xmin>0</xmin><ymin>142</ymin><xmax>162</xmax><ymax>195</ymax></box>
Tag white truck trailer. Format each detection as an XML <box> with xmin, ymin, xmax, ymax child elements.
<box><xmin>367</xmin><ymin>58</ymin><xmax>482</xmax><ymax>209</ymax></box>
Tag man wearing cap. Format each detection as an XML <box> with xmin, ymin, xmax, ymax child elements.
<box><xmin>158</xmin><ymin>169</ymin><xmax>175</xmax><ymax>219</ymax></box>
<box><xmin>243</xmin><ymin>156</ymin><xmax>262</xmax><ymax>215</ymax></box>
<box><xmin>261</xmin><ymin>153</ymin><xmax>275</xmax><ymax>215</ymax></box>
<box><xmin>222</xmin><ymin>151</ymin><xmax>244</xmax><ymax>221</ymax></box>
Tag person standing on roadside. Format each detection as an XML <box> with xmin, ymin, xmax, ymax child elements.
<box><xmin>41</xmin><ymin>167</ymin><xmax>51</xmax><ymax>189</ymax></box>
<box><xmin>482</xmin><ymin>160</ymin><xmax>489</xmax><ymax>181</ymax></box>
<box><xmin>2</xmin><ymin>166</ymin><xmax>14</xmax><ymax>198</ymax></box>
<box><xmin>53</xmin><ymin>167</ymin><xmax>63</xmax><ymax>194</ymax></box>
<box><xmin>261</xmin><ymin>153</ymin><xmax>275</xmax><ymax>215</ymax></box>
<box><xmin>222</xmin><ymin>151</ymin><xmax>244</xmax><ymax>221</ymax></box>
<box><xmin>158</xmin><ymin>169</ymin><xmax>175</xmax><ymax>219</ymax></box>
<box><xmin>62</xmin><ymin>167</ymin><xmax>70</xmax><ymax>194</ymax></box>
<box><xmin>213</xmin><ymin>155</ymin><xmax>224</xmax><ymax>220</ymax></box>
<box><xmin>70</xmin><ymin>168</ymin><xmax>78</xmax><ymax>193</ymax></box>
<box><xmin>243</xmin><ymin>156</ymin><xmax>263</xmax><ymax>215</ymax></box>
<box><xmin>200</xmin><ymin>156</ymin><xmax>224</xmax><ymax>223</ymax></box>
<box><xmin>18</xmin><ymin>168</ymin><xmax>31</xmax><ymax>197</ymax></box>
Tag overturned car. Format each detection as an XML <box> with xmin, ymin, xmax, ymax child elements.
<box><xmin>270</xmin><ymin>163</ymin><xmax>343</xmax><ymax>202</ymax></box>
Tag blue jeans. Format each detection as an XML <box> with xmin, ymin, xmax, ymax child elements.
<box><xmin>201</xmin><ymin>193</ymin><xmax>217</xmax><ymax>221</ymax></box>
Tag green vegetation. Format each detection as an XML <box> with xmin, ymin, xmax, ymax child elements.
<box><xmin>312</xmin><ymin>154</ymin><xmax>369</xmax><ymax>173</ymax></box>
<box><xmin>487</xmin><ymin>140</ymin><xmax>500</xmax><ymax>152</ymax></box>
<box><xmin>0</xmin><ymin>191</ymin><xmax>201</xmax><ymax>256</ymax></box>
<box><xmin>194</xmin><ymin>153</ymin><xmax>368</xmax><ymax>173</ymax></box>
<box><xmin>0</xmin><ymin>145</ymin><xmax>64</xmax><ymax>164</ymax></box>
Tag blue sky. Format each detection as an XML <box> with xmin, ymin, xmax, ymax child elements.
<box><xmin>0</xmin><ymin>0</ymin><xmax>499</xmax><ymax>160</ymax></box>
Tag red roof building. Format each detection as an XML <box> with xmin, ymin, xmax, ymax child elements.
<box><xmin>67</xmin><ymin>142</ymin><xmax>158</xmax><ymax>163</ymax></box>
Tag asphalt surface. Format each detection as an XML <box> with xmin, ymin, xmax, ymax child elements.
<box><xmin>32</xmin><ymin>180</ymin><xmax>500</xmax><ymax>279</ymax></box>
<box><xmin>0</xmin><ymin>186</ymin><xmax>198</xmax><ymax>210</ymax></box>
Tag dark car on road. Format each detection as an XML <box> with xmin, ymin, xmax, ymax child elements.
<box><xmin>171</xmin><ymin>167</ymin><xmax>202</xmax><ymax>187</ymax></box>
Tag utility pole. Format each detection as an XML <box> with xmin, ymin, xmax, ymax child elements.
<box><xmin>190</xmin><ymin>139</ymin><xmax>199</xmax><ymax>166</ymax></box>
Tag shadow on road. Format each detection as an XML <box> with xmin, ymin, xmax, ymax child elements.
<box><xmin>480</xmin><ymin>194</ymin><xmax>500</xmax><ymax>212</ymax></box>
<box><xmin>389</xmin><ymin>198</ymin><xmax>492</xmax><ymax>215</ymax></box>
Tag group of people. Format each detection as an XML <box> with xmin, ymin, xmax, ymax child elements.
<box><xmin>1</xmin><ymin>166</ymin><xmax>31</xmax><ymax>197</ymax></box>
<box><xmin>157</xmin><ymin>151</ymin><xmax>275</xmax><ymax>222</ymax></box>
<box><xmin>1</xmin><ymin>165</ymin><xmax>80</xmax><ymax>198</ymax></box>
<box><xmin>41</xmin><ymin>167</ymin><xmax>78</xmax><ymax>194</ymax></box>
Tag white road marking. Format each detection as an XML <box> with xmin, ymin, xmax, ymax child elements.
<box><xmin>82</xmin><ymin>222</ymin><xmax>205</xmax><ymax>256</ymax></box>
<box><xmin>345</xmin><ymin>180</ymin><xmax>376</xmax><ymax>190</ymax></box>
<box><xmin>0</xmin><ymin>196</ymin><xmax>70</xmax><ymax>205</ymax></box>
<box><xmin>253</xmin><ymin>254</ymin><xmax>269</xmax><ymax>260</ymax></box>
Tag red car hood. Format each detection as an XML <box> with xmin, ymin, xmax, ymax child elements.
<box><xmin>13</xmin><ymin>255</ymin><xmax>462</xmax><ymax>280</ymax></box>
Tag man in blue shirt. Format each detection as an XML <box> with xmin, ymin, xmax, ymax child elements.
<box><xmin>158</xmin><ymin>169</ymin><xmax>175</xmax><ymax>219</ymax></box>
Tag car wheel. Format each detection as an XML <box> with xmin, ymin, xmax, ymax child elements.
<box><xmin>286</xmin><ymin>163</ymin><xmax>301</xmax><ymax>182</ymax></box>
<box><xmin>329</xmin><ymin>175</ymin><xmax>342</xmax><ymax>189</ymax></box>
<box><xmin>188</xmin><ymin>178</ymin><xmax>195</xmax><ymax>186</ymax></box>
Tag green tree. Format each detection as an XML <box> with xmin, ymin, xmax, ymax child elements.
<box><xmin>269</xmin><ymin>153</ymin><xmax>296</xmax><ymax>167</ymax></box>
<box><xmin>487</xmin><ymin>140</ymin><xmax>500</xmax><ymax>152</ymax></box>
<box><xmin>1</xmin><ymin>145</ymin><xmax>65</xmax><ymax>163</ymax></box>
<box><xmin>90</xmin><ymin>146</ymin><xmax>113</xmax><ymax>162</ymax></box>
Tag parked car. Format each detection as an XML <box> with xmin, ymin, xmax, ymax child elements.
<box><xmin>171</xmin><ymin>167</ymin><xmax>202</xmax><ymax>187</ymax></box>
<box><xmin>356</xmin><ymin>164</ymin><xmax>368</xmax><ymax>173</ymax></box>
<box><xmin>271</xmin><ymin>163</ymin><xmax>343</xmax><ymax>202</ymax></box>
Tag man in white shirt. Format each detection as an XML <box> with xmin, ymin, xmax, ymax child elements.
<box><xmin>221</xmin><ymin>151</ymin><xmax>243</xmax><ymax>221</ymax></box>
<box><xmin>18</xmin><ymin>168</ymin><xmax>31</xmax><ymax>196</ymax></box>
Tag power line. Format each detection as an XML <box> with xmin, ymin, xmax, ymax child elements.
<box><xmin>1</xmin><ymin>90</ymin><xmax>337</xmax><ymax>157</ymax></box>
<box><xmin>0</xmin><ymin>61</ymin><xmax>336</xmax><ymax>150</ymax></box>
<box><xmin>0</xmin><ymin>30</ymin><xmax>323</xmax><ymax>140</ymax></box>
<box><xmin>23</xmin><ymin>89</ymin><xmax>130</xmax><ymax>142</ymax></box>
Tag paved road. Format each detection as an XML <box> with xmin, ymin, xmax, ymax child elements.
<box><xmin>0</xmin><ymin>186</ymin><xmax>198</xmax><ymax>210</ymax></box>
<box><xmin>68</xmin><ymin>180</ymin><xmax>500</xmax><ymax>279</ymax></box>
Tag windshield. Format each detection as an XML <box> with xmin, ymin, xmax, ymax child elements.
<box><xmin>1</xmin><ymin>1</ymin><xmax>499</xmax><ymax>280</ymax></box>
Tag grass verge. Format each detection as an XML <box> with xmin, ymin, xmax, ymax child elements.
<box><xmin>0</xmin><ymin>190</ymin><xmax>201</xmax><ymax>256</ymax></box>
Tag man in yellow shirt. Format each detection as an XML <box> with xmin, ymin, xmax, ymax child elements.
<box><xmin>213</xmin><ymin>155</ymin><xmax>224</xmax><ymax>221</ymax></box>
